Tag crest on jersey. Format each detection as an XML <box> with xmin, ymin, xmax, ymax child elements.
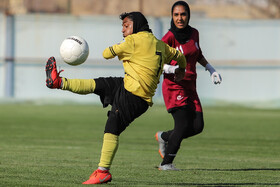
<box><xmin>177</xmin><ymin>95</ymin><xmax>184</xmax><ymax>101</ymax></box>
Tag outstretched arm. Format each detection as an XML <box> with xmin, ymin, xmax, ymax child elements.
<box><xmin>103</xmin><ymin>36</ymin><xmax>134</xmax><ymax>60</ymax></box>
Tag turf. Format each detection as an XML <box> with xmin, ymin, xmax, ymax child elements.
<box><xmin>0</xmin><ymin>104</ymin><xmax>279</xmax><ymax>186</ymax></box>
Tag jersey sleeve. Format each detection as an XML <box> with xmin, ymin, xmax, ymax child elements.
<box><xmin>103</xmin><ymin>36</ymin><xmax>134</xmax><ymax>61</ymax></box>
<box><xmin>194</xmin><ymin>29</ymin><xmax>204</xmax><ymax>61</ymax></box>
<box><xmin>165</xmin><ymin>44</ymin><xmax>186</xmax><ymax>69</ymax></box>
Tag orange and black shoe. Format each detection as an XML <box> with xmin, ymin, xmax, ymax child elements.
<box><xmin>82</xmin><ymin>169</ymin><xmax>112</xmax><ymax>184</ymax></box>
<box><xmin>45</xmin><ymin>56</ymin><xmax>63</xmax><ymax>89</ymax></box>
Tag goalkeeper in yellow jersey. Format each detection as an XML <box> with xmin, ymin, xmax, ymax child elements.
<box><xmin>45</xmin><ymin>11</ymin><xmax>186</xmax><ymax>185</ymax></box>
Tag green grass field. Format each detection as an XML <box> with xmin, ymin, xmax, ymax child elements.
<box><xmin>0</xmin><ymin>104</ymin><xmax>279</xmax><ymax>186</ymax></box>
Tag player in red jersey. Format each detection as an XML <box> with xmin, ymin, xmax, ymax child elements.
<box><xmin>155</xmin><ymin>1</ymin><xmax>222</xmax><ymax>170</ymax></box>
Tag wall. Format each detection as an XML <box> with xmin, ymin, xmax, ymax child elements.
<box><xmin>0</xmin><ymin>13</ymin><xmax>280</xmax><ymax>108</ymax></box>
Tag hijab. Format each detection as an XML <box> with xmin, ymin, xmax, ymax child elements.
<box><xmin>130</xmin><ymin>12</ymin><xmax>153</xmax><ymax>34</ymax></box>
<box><xmin>120</xmin><ymin>12</ymin><xmax>152</xmax><ymax>34</ymax></box>
<box><xmin>169</xmin><ymin>1</ymin><xmax>192</xmax><ymax>44</ymax></box>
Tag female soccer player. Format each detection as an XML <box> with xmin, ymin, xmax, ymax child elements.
<box><xmin>155</xmin><ymin>1</ymin><xmax>222</xmax><ymax>170</ymax></box>
<box><xmin>46</xmin><ymin>12</ymin><xmax>186</xmax><ymax>184</ymax></box>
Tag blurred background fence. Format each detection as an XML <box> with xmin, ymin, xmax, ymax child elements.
<box><xmin>0</xmin><ymin>0</ymin><xmax>280</xmax><ymax>108</ymax></box>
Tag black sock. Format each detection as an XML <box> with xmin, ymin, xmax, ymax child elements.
<box><xmin>161</xmin><ymin>130</ymin><xmax>172</xmax><ymax>142</ymax></box>
<box><xmin>161</xmin><ymin>143</ymin><xmax>180</xmax><ymax>165</ymax></box>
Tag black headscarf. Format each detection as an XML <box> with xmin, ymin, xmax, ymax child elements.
<box><xmin>120</xmin><ymin>12</ymin><xmax>152</xmax><ymax>34</ymax></box>
<box><xmin>169</xmin><ymin>1</ymin><xmax>192</xmax><ymax>44</ymax></box>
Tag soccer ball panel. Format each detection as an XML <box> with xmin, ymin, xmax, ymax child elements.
<box><xmin>59</xmin><ymin>36</ymin><xmax>89</xmax><ymax>66</ymax></box>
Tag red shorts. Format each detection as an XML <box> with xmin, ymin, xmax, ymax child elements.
<box><xmin>162</xmin><ymin>77</ymin><xmax>202</xmax><ymax>113</ymax></box>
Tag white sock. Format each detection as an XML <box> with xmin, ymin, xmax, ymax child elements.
<box><xmin>98</xmin><ymin>166</ymin><xmax>109</xmax><ymax>171</ymax></box>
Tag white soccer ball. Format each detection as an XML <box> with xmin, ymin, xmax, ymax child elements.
<box><xmin>59</xmin><ymin>36</ymin><xmax>89</xmax><ymax>66</ymax></box>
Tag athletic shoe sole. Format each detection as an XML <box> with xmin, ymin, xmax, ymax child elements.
<box><xmin>155</xmin><ymin>132</ymin><xmax>165</xmax><ymax>159</ymax></box>
<box><xmin>45</xmin><ymin>57</ymin><xmax>55</xmax><ymax>88</ymax></box>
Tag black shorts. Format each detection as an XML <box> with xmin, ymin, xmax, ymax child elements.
<box><xmin>94</xmin><ymin>77</ymin><xmax>149</xmax><ymax>135</ymax></box>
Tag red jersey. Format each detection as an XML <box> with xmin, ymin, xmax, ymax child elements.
<box><xmin>162</xmin><ymin>28</ymin><xmax>203</xmax><ymax>112</ymax></box>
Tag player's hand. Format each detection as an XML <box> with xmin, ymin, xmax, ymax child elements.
<box><xmin>211</xmin><ymin>72</ymin><xmax>222</xmax><ymax>84</ymax></box>
<box><xmin>163</xmin><ymin>64</ymin><xmax>179</xmax><ymax>74</ymax></box>
<box><xmin>174</xmin><ymin>67</ymin><xmax>185</xmax><ymax>82</ymax></box>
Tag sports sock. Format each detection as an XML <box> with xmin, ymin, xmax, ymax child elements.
<box><xmin>161</xmin><ymin>142</ymin><xmax>180</xmax><ymax>165</ymax></box>
<box><xmin>61</xmin><ymin>78</ymin><xmax>96</xmax><ymax>94</ymax></box>
<box><xmin>98</xmin><ymin>133</ymin><xmax>119</xmax><ymax>168</ymax></box>
<box><xmin>161</xmin><ymin>130</ymin><xmax>172</xmax><ymax>142</ymax></box>
<box><xmin>98</xmin><ymin>167</ymin><xmax>109</xmax><ymax>171</ymax></box>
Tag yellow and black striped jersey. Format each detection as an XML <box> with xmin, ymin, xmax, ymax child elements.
<box><xmin>103</xmin><ymin>31</ymin><xmax>186</xmax><ymax>106</ymax></box>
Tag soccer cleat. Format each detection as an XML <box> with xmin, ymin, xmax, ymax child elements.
<box><xmin>45</xmin><ymin>56</ymin><xmax>63</xmax><ymax>89</ymax></box>
<box><xmin>155</xmin><ymin>131</ymin><xmax>167</xmax><ymax>159</ymax></box>
<box><xmin>82</xmin><ymin>169</ymin><xmax>112</xmax><ymax>184</ymax></box>
<box><xmin>158</xmin><ymin>163</ymin><xmax>180</xmax><ymax>171</ymax></box>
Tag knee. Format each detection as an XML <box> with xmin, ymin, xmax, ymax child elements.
<box><xmin>193</xmin><ymin>112</ymin><xmax>204</xmax><ymax>135</ymax></box>
<box><xmin>197</xmin><ymin>119</ymin><xmax>204</xmax><ymax>132</ymax></box>
<box><xmin>181</xmin><ymin>120</ymin><xmax>204</xmax><ymax>139</ymax></box>
<box><xmin>193</xmin><ymin>120</ymin><xmax>204</xmax><ymax>135</ymax></box>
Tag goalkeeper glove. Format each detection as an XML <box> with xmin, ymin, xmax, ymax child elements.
<box><xmin>163</xmin><ymin>64</ymin><xmax>181</xmax><ymax>74</ymax></box>
<box><xmin>205</xmin><ymin>63</ymin><xmax>222</xmax><ymax>84</ymax></box>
